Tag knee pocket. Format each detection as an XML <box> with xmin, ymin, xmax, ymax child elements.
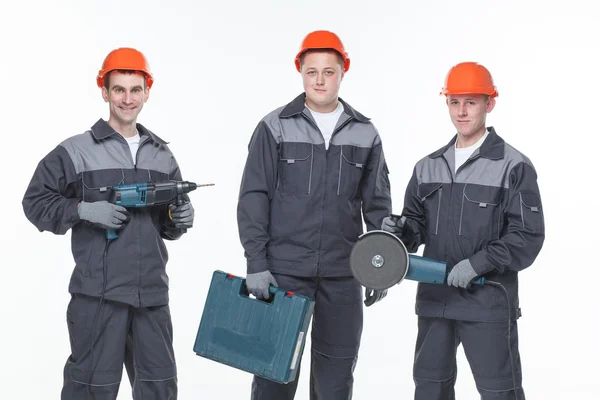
<box><xmin>413</xmin><ymin>365</ymin><xmax>456</xmax><ymax>383</ymax></box>
<box><xmin>475</xmin><ymin>373</ymin><xmax>521</xmax><ymax>393</ymax></box>
<box><xmin>312</xmin><ymin>337</ymin><xmax>359</xmax><ymax>359</ymax></box>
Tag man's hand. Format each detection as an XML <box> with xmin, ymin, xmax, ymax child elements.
<box><xmin>77</xmin><ymin>201</ymin><xmax>130</xmax><ymax>230</ymax></box>
<box><xmin>447</xmin><ymin>259</ymin><xmax>478</xmax><ymax>288</ymax></box>
<box><xmin>381</xmin><ymin>214</ymin><xmax>406</xmax><ymax>236</ymax></box>
<box><xmin>169</xmin><ymin>202</ymin><xmax>194</xmax><ymax>229</ymax></box>
<box><xmin>364</xmin><ymin>288</ymin><xmax>388</xmax><ymax>307</ymax></box>
<box><xmin>246</xmin><ymin>271</ymin><xmax>278</xmax><ymax>300</ymax></box>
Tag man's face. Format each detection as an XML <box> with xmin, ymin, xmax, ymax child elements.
<box><xmin>102</xmin><ymin>71</ymin><xmax>149</xmax><ymax>125</ymax></box>
<box><xmin>447</xmin><ymin>94</ymin><xmax>495</xmax><ymax>138</ymax></box>
<box><xmin>301</xmin><ymin>51</ymin><xmax>344</xmax><ymax>112</ymax></box>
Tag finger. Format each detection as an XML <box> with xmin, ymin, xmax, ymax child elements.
<box><xmin>113</xmin><ymin>205</ymin><xmax>128</xmax><ymax>213</ymax></box>
<box><xmin>111</xmin><ymin>217</ymin><xmax>123</xmax><ymax>227</ymax></box>
<box><xmin>382</xmin><ymin>219</ymin><xmax>397</xmax><ymax>228</ymax></box>
<box><xmin>262</xmin><ymin>288</ymin><xmax>270</xmax><ymax>300</ymax></box>
<box><xmin>114</xmin><ymin>211</ymin><xmax>129</xmax><ymax>221</ymax></box>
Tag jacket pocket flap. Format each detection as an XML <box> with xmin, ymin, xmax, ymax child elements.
<box><xmin>341</xmin><ymin>145</ymin><xmax>370</xmax><ymax>168</ymax></box>
<box><xmin>280</xmin><ymin>142</ymin><xmax>313</xmax><ymax>162</ymax></box>
<box><xmin>418</xmin><ymin>182</ymin><xmax>443</xmax><ymax>200</ymax></box>
<box><xmin>463</xmin><ymin>184</ymin><xmax>503</xmax><ymax>207</ymax></box>
<box><xmin>520</xmin><ymin>192</ymin><xmax>542</xmax><ymax>212</ymax></box>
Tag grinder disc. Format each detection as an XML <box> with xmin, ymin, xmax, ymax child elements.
<box><xmin>349</xmin><ymin>230</ymin><xmax>409</xmax><ymax>290</ymax></box>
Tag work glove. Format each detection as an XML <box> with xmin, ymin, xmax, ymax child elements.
<box><xmin>381</xmin><ymin>214</ymin><xmax>406</xmax><ymax>236</ymax></box>
<box><xmin>447</xmin><ymin>259</ymin><xmax>478</xmax><ymax>288</ymax></box>
<box><xmin>77</xmin><ymin>201</ymin><xmax>130</xmax><ymax>230</ymax></box>
<box><xmin>246</xmin><ymin>271</ymin><xmax>278</xmax><ymax>300</ymax></box>
<box><xmin>168</xmin><ymin>202</ymin><xmax>194</xmax><ymax>229</ymax></box>
<box><xmin>364</xmin><ymin>288</ymin><xmax>388</xmax><ymax>307</ymax></box>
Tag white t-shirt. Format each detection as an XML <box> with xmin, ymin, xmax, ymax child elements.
<box><xmin>307</xmin><ymin>101</ymin><xmax>344</xmax><ymax>149</ymax></box>
<box><xmin>124</xmin><ymin>131</ymin><xmax>141</xmax><ymax>164</ymax></box>
<box><xmin>455</xmin><ymin>130</ymin><xmax>489</xmax><ymax>173</ymax></box>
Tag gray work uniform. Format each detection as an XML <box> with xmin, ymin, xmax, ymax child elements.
<box><xmin>399</xmin><ymin>127</ymin><xmax>545</xmax><ymax>399</ymax></box>
<box><xmin>237</xmin><ymin>93</ymin><xmax>392</xmax><ymax>399</ymax></box>
<box><xmin>22</xmin><ymin>119</ymin><xmax>188</xmax><ymax>399</ymax></box>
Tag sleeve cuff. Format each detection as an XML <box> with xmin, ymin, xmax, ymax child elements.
<box><xmin>247</xmin><ymin>259</ymin><xmax>268</xmax><ymax>274</ymax></box>
<box><xmin>469</xmin><ymin>250</ymin><xmax>498</xmax><ymax>276</ymax></box>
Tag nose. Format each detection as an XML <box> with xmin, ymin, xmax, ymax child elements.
<box><xmin>458</xmin><ymin>103</ymin><xmax>467</xmax><ymax>116</ymax></box>
<box><xmin>316</xmin><ymin>72</ymin><xmax>325</xmax><ymax>86</ymax></box>
<box><xmin>123</xmin><ymin>91</ymin><xmax>133</xmax><ymax>104</ymax></box>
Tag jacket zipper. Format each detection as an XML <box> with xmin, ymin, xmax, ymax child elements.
<box><xmin>116</xmin><ymin>133</ymin><xmax>152</xmax><ymax>304</ymax></box>
<box><xmin>300</xmin><ymin>113</ymin><xmax>353</xmax><ymax>275</ymax></box>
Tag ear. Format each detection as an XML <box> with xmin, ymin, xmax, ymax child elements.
<box><xmin>144</xmin><ymin>88</ymin><xmax>150</xmax><ymax>103</ymax></box>
<box><xmin>486</xmin><ymin>97</ymin><xmax>496</xmax><ymax>113</ymax></box>
<box><xmin>102</xmin><ymin>86</ymin><xmax>109</xmax><ymax>102</ymax></box>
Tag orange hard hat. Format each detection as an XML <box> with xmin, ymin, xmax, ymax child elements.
<box><xmin>96</xmin><ymin>47</ymin><xmax>154</xmax><ymax>88</ymax></box>
<box><xmin>440</xmin><ymin>62</ymin><xmax>498</xmax><ymax>97</ymax></box>
<box><xmin>294</xmin><ymin>30</ymin><xmax>350</xmax><ymax>73</ymax></box>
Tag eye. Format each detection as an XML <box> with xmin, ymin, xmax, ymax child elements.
<box><xmin>325</xmin><ymin>70</ymin><xmax>334</xmax><ymax>75</ymax></box>
<box><xmin>468</xmin><ymin>101</ymin><xmax>475</xmax><ymax>105</ymax></box>
<box><xmin>307</xmin><ymin>71</ymin><xmax>316</xmax><ymax>75</ymax></box>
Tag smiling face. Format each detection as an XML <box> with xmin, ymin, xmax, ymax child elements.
<box><xmin>301</xmin><ymin>50</ymin><xmax>344</xmax><ymax>113</ymax></box>
<box><xmin>102</xmin><ymin>70</ymin><xmax>149</xmax><ymax>132</ymax></box>
<box><xmin>447</xmin><ymin>94</ymin><xmax>496</xmax><ymax>147</ymax></box>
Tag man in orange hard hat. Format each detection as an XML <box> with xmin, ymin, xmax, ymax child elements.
<box><xmin>237</xmin><ymin>30</ymin><xmax>392</xmax><ymax>399</ymax></box>
<box><xmin>22</xmin><ymin>47</ymin><xmax>194</xmax><ymax>399</ymax></box>
<box><xmin>382</xmin><ymin>62</ymin><xmax>545</xmax><ymax>399</ymax></box>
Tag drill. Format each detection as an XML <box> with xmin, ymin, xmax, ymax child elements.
<box><xmin>106</xmin><ymin>180</ymin><xmax>213</xmax><ymax>239</ymax></box>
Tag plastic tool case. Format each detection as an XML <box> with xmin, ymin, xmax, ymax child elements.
<box><xmin>193</xmin><ymin>270</ymin><xmax>315</xmax><ymax>384</ymax></box>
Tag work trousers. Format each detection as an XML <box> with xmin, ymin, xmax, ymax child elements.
<box><xmin>61</xmin><ymin>293</ymin><xmax>177</xmax><ymax>399</ymax></box>
<box><xmin>413</xmin><ymin>316</ymin><xmax>525</xmax><ymax>400</ymax></box>
<box><xmin>251</xmin><ymin>273</ymin><xmax>363</xmax><ymax>400</ymax></box>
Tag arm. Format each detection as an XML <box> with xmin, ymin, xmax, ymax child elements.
<box><xmin>469</xmin><ymin>161</ymin><xmax>545</xmax><ymax>275</ymax></box>
<box><xmin>159</xmin><ymin>155</ymin><xmax>190</xmax><ymax>240</ymax></box>
<box><xmin>399</xmin><ymin>167</ymin><xmax>428</xmax><ymax>253</ymax></box>
<box><xmin>22</xmin><ymin>145</ymin><xmax>81</xmax><ymax>235</ymax></box>
<box><xmin>360</xmin><ymin>138</ymin><xmax>392</xmax><ymax>231</ymax></box>
<box><xmin>237</xmin><ymin>121</ymin><xmax>279</xmax><ymax>274</ymax></box>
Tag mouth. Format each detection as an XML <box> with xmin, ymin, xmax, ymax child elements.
<box><xmin>119</xmin><ymin>106</ymin><xmax>137</xmax><ymax>113</ymax></box>
<box><xmin>456</xmin><ymin>120</ymin><xmax>470</xmax><ymax>124</ymax></box>
<box><xmin>313</xmin><ymin>88</ymin><xmax>326</xmax><ymax>93</ymax></box>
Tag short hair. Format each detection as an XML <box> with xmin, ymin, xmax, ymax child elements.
<box><xmin>299</xmin><ymin>49</ymin><xmax>344</xmax><ymax>70</ymax></box>
<box><xmin>104</xmin><ymin>69</ymin><xmax>148</xmax><ymax>90</ymax></box>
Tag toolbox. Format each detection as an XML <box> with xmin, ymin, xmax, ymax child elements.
<box><xmin>193</xmin><ymin>270</ymin><xmax>315</xmax><ymax>384</ymax></box>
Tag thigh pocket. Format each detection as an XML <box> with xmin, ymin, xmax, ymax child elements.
<box><xmin>338</xmin><ymin>145</ymin><xmax>370</xmax><ymax>198</ymax></box>
<box><xmin>418</xmin><ymin>182</ymin><xmax>443</xmax><ymax>235</ymax></box>
<box><xmin>460</xmin><ymin>184</ymin><xmax>503</xmax><ymax>239</ymax></box>
<box><xmin>278</xmin><ymin>142</ymin><xmax>314</xmax><ymax>195</ymax></box>
<box><xmin>519</xmin><ymin>192</ymin><xmax>544</xmax><ymax>233</ymax></box>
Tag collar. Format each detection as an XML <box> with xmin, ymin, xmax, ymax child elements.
<box><xmin>90</xmin><ymin>118</ymin><xmax>169</xmax><ymax>145</ymax></box>
<box><xmin>279</xmin><ymin>93</ymin><xmax>370</xmax><ymax>123</ymax></box>
<box><xmin>429</xmin><ymin>126</ymin><xmax>504</xmax><ymax>160</ymax></box>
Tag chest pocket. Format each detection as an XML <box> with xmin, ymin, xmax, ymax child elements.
<box><xmin>278</xmin><ymin>142</ymin><xmax>314</xmax><ymax>195</ymax></box>
<box><xmin>418</xmin><ymin>182</ymin><xmax>443</xmax><ymax>235</ymax></box>
<box><xmin>338</xmin><ymin>145</ymin><xmax>370</xmax><ymax>198</ymax></box>
<box><xmin>459</xmin><ymin>184</ymin><xmax>504</xmax><ymax>240</ymax></box>
<box><xmin>80</xmin><ymin>169</ymin><xmax>125</xmax><ymax>202</ymax></box>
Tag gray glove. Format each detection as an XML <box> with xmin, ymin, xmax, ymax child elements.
<box><xmin>381</xmin><ymin>214</ymin><xmax>406</xmax><ymax>236</ymax></box>
<box><xmin>246</xmin><ymin>271</ymin><xmax>278</xmax><ymax>300</ymax></box>
<box><xmin>364</xmin><ymin>288</ymin><xmax>387</xmax><ymax>307</ymax></box>
<box><xmin>447</xmin><ymin>259</ymin><xmax>478</xmax><ymax>288</ymax></box>
<box><xmin>77</xmin><ymin>201</ymin><xmax>129</xmax><ymax>230</ymax></box>
<box><xmin>168</xmin><ymin>202</ymin><xmax>194</xmax><ymax>228</ymax></box>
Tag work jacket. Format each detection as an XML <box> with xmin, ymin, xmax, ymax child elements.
<box><xmin>237</xmin><ymin>93</ymin><xmax>392</xmax><ymax>277</ymax></box>
<box><xmin>22</xmin><ymin>119</ymin><xmax>188</xmax><ymax>307</ymax></box>
<box><xmin>401</xmin><ymin>127</ymin><xmax>545</xmax><ymax>321</ymax></box>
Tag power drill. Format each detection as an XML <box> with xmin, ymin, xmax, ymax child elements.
<box><xmin>106</xmin><ymin>180</ymin><xmax>214</xmax><ymax>239</ymax></box>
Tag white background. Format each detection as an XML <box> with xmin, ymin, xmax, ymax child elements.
<box><xmin>1</xmin><ymin>0</ymin><xmax>598</xmax><ymax>399</ymax></box>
